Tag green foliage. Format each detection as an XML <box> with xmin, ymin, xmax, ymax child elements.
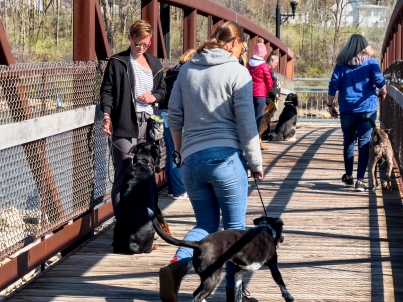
<box><xmin>1</xmin><ymin>0</ymin><xmax>393</xmax><ymax>80</ymax></box>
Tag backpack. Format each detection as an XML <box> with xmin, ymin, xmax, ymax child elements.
<box><xmin>160</xmin><ymin>65</ymin><xmax>181</xmax><ymax>110</ymax></box>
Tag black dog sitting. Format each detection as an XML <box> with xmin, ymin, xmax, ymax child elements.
<box><xmin>153</xmin><ymin>216</ymin><xmax>294</xmax><ymax>302</ymax></box>
<box><xmin>113</xmin><ymin>142</ymin><xmax>172</xmax><ymax>254</ymax></box>
<box><xmin>268</xmin><ymin>93</ymin><xmax>299</xmax><ymax>142</ymax></box>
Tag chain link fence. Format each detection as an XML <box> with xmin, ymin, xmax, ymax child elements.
<box><xmin>0</xmin><ymin>61</ymin><xmax>167</xmax><ymax>262</ymax></box>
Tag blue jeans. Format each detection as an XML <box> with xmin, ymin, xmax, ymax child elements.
<box><xmin>340</xmin><ymin>111</ymin><xmax>376</xmax><ymax>180</ymax></box>
<box><xmin>159</xmin><ymin>110</ymin><xmax>186</xmax><ymax>196</ymax></box>
<box><xmin>174</xmin><ymin>147</ymin><xmax>248</xmax><ymax>288</ymax></box>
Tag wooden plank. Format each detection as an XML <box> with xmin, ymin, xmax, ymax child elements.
<box><xmin>6</xmin><ymin>126</ymin><xmax>403</xmax><ymax>302</ymax></box>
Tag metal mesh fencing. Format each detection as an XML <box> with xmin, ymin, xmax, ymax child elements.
<box><xmin>0</xmin><ymin>62</ymin><xmax>101</xmax><ymax>125</ymax></box>
<box><xmin>0</xmin><ymin>61</ymin><xmax>166</xmax><ymax>262</ymax></box>
<box><xmin>291</xmin><ymin>88</ymin><xmax>339</xmax><ymax>123</ymax></box>
<box><xmin>381</xmin><ymin>61</ymin><xmax>403</xmax><ymax>181</ymax></box>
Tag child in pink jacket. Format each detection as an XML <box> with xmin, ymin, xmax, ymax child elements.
<box><xmin>247</xmin><ymin>38</ymin><xmax>274</xmax><ymax>131</ymax></box>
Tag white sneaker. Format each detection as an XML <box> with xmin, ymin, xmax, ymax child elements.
<box><xmin>173</xmin><ymin>192</ymin><xmax>189</xmax><ymax>200</ymax></box>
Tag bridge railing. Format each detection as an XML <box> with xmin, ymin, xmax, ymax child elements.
<box><xmin>0</xmin><ymin>61</ymin><xmax>166</xmax><ymax>293</ymax></box>
<box><xmin>381</xmin><ymin>61</ymin><xmax>403</xmax><ymax>190</ymax></box>
<box><xmin>380</xmin><ymin>0</ymin><xmax>403</xmax><ymax>190</ymax></box>
<box><xmin>293</xmin><ymin>78</ymin><xmax>339</xmax><ymax>123</ymax></box>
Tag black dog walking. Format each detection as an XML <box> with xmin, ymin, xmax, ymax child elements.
<box><xmin>153</xmin><ymin>216</ymin><xmax>294</xmax><ymax>302</ymax></box>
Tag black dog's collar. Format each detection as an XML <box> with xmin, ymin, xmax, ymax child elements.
<box><xmin>134</xmin><ymin>155</ymin><xmax>155</xmax><ymax>171</ymax></box>
<box><xmin>257</xmin><ymin>221</ymin><xmax>276</xmax><ymax>239</ymax></box>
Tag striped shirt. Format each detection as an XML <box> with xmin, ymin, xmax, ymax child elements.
<box><xmin>130</xmin><ymin>54</ymin><xmax>154</xmax><ymax>115</ymax></box>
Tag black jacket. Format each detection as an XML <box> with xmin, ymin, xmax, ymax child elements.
<box><xmin>159</xmin><ymin>64</ymin><xmax>181</xmax><ymax>110</ymax></box>
<box><xmin>100</xmin><ymin>48</ymin><xmax>166</xmax><ymax>138</ymax></box>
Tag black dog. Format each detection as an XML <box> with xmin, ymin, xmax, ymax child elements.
<box><xmin>268</xmin><ymin>93</ymin><xmax>299</xmax><ymax>142</ymax></box>
<box><xmin>153</xmin><ymin>216</ymin><xmax>294</xmax><ymax>302</ymax></box>
<box><xmin>113</xmin><ymin>142</ymin><xmax>172</xmax><ymax>254</ymax></box>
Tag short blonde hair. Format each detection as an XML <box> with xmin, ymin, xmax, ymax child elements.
<box><xmin>129</xmin><ymin>20</ymin><xmax>152</xmax><ymax>39</ymax></box>
<box><xmin>179</xmin><ymin>49</ymin><xmax>197</xmax><ymax>65</ymax></box>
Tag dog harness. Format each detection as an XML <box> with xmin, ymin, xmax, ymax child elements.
<box><xmin>257</xmin><ymin>221</ymin><xmax>276</xmax><ymax>239</ymax></box>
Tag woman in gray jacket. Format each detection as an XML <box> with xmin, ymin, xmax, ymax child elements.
<box><xmin>159</xmin><ymin>21</ymin><xmax>263</xmax><ymax>302</ymax></box>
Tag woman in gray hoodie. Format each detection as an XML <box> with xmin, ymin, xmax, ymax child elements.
<box><xmin>159</xmin><ymin>21</ymin><xmax>263</xmax><ymax>302</ymax></box>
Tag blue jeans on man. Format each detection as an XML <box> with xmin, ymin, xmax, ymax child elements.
<box><xmin>173</xmin><ymin>147</ymin><xmax>248</xmax><ymax>288</ymax></box>
<box><xmin>339</xmin><ymin>111</ymin><xmax>376</xmax><ymax>180</ymax></box>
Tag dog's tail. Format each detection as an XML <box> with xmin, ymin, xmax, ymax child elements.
<box><xmin>152</xmin><ymin>216</ymin><xmax>201</xmax><ymax>250</ymax></box>
<box><xmin>363</xmin><ymin>117</ymin><xmax>383</xmax><ymax>143</ymax></box>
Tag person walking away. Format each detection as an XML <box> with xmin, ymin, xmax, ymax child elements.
<box><xmin>158</xmin><ymin>49</ymin><xmax>197</xmax><ymax>200</ymax></box>
<box><xmin>100</xmin><ymin>20</ymin><xmax>166</xmax><ymax>219</ymax></box>
<box><xmin>327</xmin><ymin>34</ymin><xmax>386</xmax><ymax>192</ymax></box>
<box><xmin>247</xmin><ymin>37</ymin><xmax>274</xmax><ymax>131</ymax></box>
<box><xmin>159</xmin><ymin>21</ymin><xmax>263</xmax><ymax>302</ymax></box>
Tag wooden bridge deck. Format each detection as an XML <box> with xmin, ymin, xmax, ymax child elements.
<box><xmin>6</xmin><ymin>126</ymin><xmax>403</xmax><ymax>302</ymax></box>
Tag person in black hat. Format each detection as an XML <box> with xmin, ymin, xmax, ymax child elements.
<box><xmin>327</xmin><ymin>34</ymin><xmax>387</xmax><ymax>192</ymax></box>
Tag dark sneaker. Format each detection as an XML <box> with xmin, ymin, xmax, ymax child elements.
<box><xmin>159</xmin><ymin>261</ymin><xmax>188</xmax><ymax>302</ymax></box>
<box><xmin>355</xmin><ymin>180</ymin><xmax>368</xmax><ymax>192</ymax></box>
<box><xmin>226</xmin><ymin>284</ymin><xmax>258</xmax><ymax>302</ymax></box>
<box><xmin>342</xmin><ymin>174</ymin><xmax>354</xmax><ymax>187</ymax></box>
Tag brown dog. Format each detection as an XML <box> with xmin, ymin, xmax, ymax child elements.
<box><xmin>259</xmin><ymin>102</ymin><xmax>277</xmax><ymax>150</ymax></box>
<box><xmin>365</xmin><ymin>118</ymin><xmax>393</xmax><ymax>194</ymax></box>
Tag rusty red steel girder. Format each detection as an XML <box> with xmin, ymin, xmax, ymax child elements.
<box><xmin>0</xmin><ymin>20</ymin><xmax>15</xmax><ymax>65</ymax></box>
<box><xmin>381</xmin><ymin>0</ymin><xmax>403</xmax><ymax>71</ymax></box>
<box><xmin>1</xmin><ymin>0</ymin><xmax>294</xmax><ymax>78</ymax></box>
<box><xmin>141</xmin><ymin>0</ymin><xmax>294</xmax><ymax>79</ymax></box>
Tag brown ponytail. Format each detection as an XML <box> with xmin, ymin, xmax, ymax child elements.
<box><xmin>197</xmin><ymin>21</ymin><xmax>245</xmax><ymax>54</ymax></box>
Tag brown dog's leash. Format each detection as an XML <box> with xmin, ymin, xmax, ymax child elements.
<box><xmin>253</xmin><ymin>175</ymin><xmax>268</xmax><ymax>218</ymax></box>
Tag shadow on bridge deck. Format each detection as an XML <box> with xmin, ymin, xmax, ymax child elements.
<box><xmin>5</xmin><ymin>126</ymin><xmax>403</xmax><ymax>302</ymax></box>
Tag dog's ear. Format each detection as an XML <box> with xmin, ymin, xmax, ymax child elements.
<box><xmin>266</xmin><ymin>217</ymin><xmax>284</xmax><ymax>229</ymax></box>
<box><xmin>292</xmin><ymin>94</ymin><xmax>299</xmax><ymax>107</ymax></box>
<box><xmin>253</xmin><ymin>217</ymin><xmax>263</xmax><ymax>226</ymax></box>
<box><xmin>149</xmin><ymin>144</ymin><xmax>159</xmax><ymax>161</ymax></box>
<box><xmin>128</xmin><ymin>144</ymin><xmax>140</xmax><ymax>155</ymax></box>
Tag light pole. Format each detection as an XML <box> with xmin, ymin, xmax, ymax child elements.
<box><xmin>275</xmin><ymin>0</ymin><xmax>299</xmax><ymax>40</ymax></box>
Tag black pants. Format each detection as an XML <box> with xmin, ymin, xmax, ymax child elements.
<box><xmin>111</xmin><ymin>112</ymin><xmax>153</xmax><ymax>218</ymax></box>
<box><xmin>253</xmin><ymin>96</ymin><xmax>266</xmax><ymax>132</ymax></box>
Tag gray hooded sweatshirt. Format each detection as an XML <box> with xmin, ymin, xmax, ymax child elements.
<box><xmin>168</xmin><ymin>48</ymin><xmax>263</xmax><ymax>172</ymax></box>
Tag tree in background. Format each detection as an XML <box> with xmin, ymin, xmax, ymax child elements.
<box><xmin>0</xmin><ymin>0</ymin><xmax>397</xmax><ymax>78</ymax></box>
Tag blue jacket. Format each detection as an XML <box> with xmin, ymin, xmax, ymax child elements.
<box><xmin>328</xmin><ymin>57</ymin><xmax>385</xmax><ymax>113</ymax></box>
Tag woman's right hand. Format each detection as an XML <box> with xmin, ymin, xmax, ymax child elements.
<box><xmin>102</xmin><ymin>114</ymin><xmax>112</xmax><ymax>137</ymax></box>
<box><xmin>250</xmin><ymin>170</ymin><xmax>264</xmax><ymax>180</ymax></box>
